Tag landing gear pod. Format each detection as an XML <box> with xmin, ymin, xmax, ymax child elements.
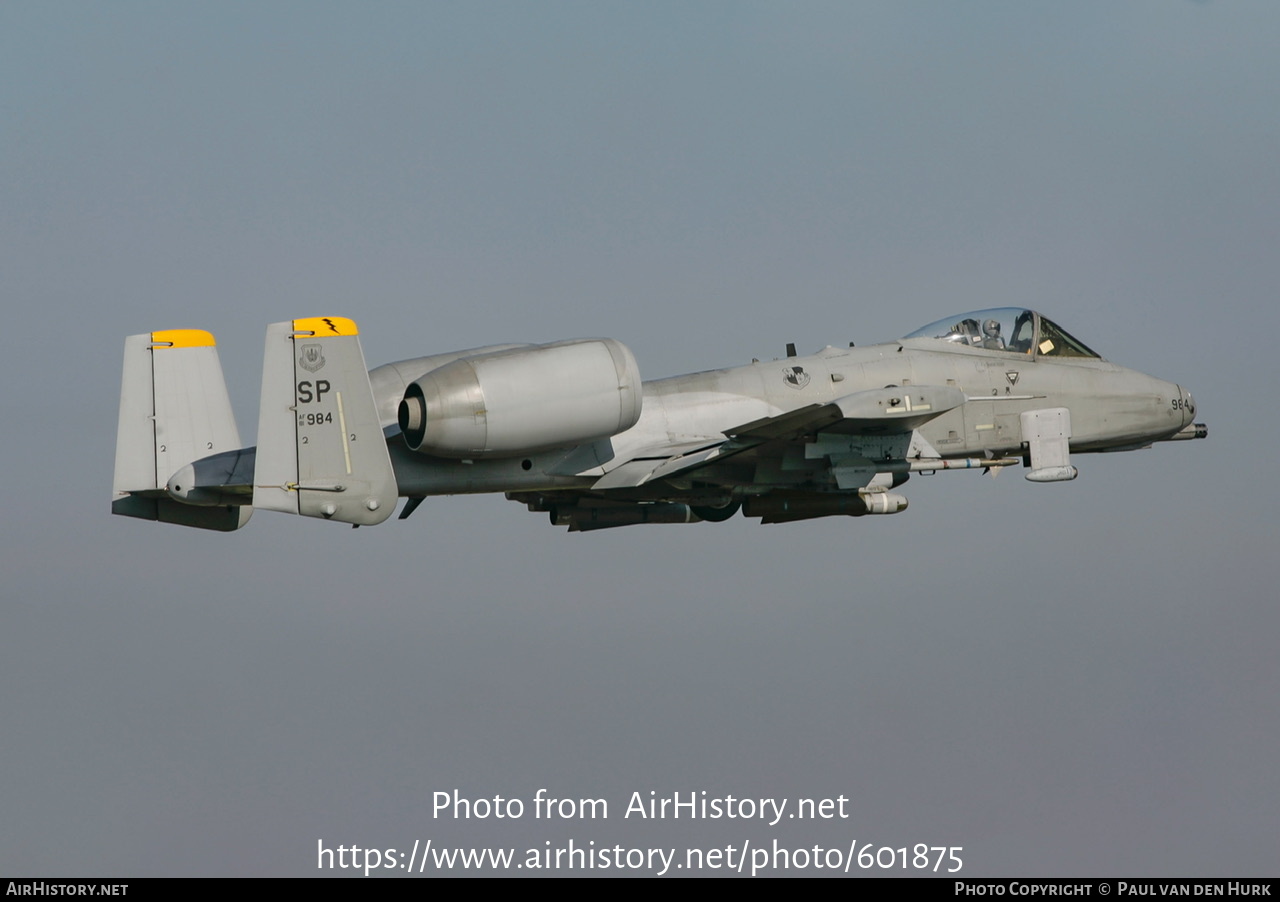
<box><xmin>1021</xmin><ymin>408</ymin><xmax>1079</xmax><ymax>483</ymax></box>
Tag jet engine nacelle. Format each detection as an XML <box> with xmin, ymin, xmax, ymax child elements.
<box><xmin>398</xmin><ymin>338</ymin><xmax>643</xmax><ymax>458</ymax></box>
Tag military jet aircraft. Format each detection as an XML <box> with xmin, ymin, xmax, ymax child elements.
<box><xmin>112</xmin><ymin>309</ymin><xmax>1205</xmax><ymax>532</ymax></box>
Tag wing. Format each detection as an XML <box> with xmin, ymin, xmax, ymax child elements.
<box><xmin>510</xmin><ymin>384</ymin><xmax>1021</xmax><ymax>529</ymax></box>
<box><xmin>588</xmin><ymin>385</ymin><xmax>972</xmax><ymax>491</ymax></box>
<box><xmin>729</xmin><ymin>384</ymin><xmax>968</xmax><ymax>439</ymax></box>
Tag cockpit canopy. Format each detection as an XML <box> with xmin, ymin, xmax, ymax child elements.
<box><xmin>903</xmin><ymin>308</ymin><xmax>1101</xmax><ymax>359</ymax></box>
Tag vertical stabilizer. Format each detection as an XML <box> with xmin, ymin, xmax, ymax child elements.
<box><xmin>112</xmin><ymin>330</ymin><xmax>252</xmax><ymax>531</ymax></box>
<box><xmin>252</xmin><ymin>317</ymin><xmax>397</xmax><ymax>526</ymax></box>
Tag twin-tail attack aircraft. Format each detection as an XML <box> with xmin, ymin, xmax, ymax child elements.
<box><xmin>112</xmin><ymin>309</ymin><xmax>1206</xmax><ymax>532</ymax></box>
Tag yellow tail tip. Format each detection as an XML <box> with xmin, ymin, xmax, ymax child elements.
<box><xmin>150</xmin><ymin>329</ymin><xmax>216</xmax><ymax>348</ymax></box>
<box><xmin>293</xmin><ymin>316</ymin><xmax>358</xmax><ymax>337</ymax></box>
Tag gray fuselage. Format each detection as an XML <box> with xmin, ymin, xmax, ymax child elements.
<box><xmin>373</xmin><ymin>337</ymin><xmax>1193</xmax><ymax>498</ymax></box>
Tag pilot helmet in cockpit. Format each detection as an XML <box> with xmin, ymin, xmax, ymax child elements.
<box><xmin>982</xmin><ymin>319</ymin><xmax>1005</xmax><ymax>350</ymax></box>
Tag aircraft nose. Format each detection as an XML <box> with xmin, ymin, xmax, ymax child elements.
<box><xmin>1171</xmin><ymin>385</ymin><xmax>1208</xmax><ymax>441</ymax></box>
<box><xmin>1177</xmin><ymin>385</ymin><xmax>1196</xmax><ymax>428</ymax></box>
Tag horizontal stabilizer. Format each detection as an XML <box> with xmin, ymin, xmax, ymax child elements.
<box><xmin>165</xmin><ymin>447</ymin><xmax>256</xmax><ymax>506</ymax></box>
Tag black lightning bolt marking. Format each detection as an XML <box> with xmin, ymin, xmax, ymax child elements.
<box><xmin>322</xmin><ymin>317</ymin><xmax>340</xmax><ymax>334</ymax></box>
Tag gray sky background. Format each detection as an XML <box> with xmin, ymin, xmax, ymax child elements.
<box><xmin>2</xmin><ymin>1</ymin><xmax>1276</xmax><ymax>877</ymax></box>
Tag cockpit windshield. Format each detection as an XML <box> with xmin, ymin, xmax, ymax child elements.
<box><xmin>1034</xmin><ymin>315</ymin><xmax>1100</xmax><ymax>358</ymax></box>
<box><xmin>902</xmin><ymin>309</ymin><xmax>1100</xmax><ymax>359</ymax></box>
